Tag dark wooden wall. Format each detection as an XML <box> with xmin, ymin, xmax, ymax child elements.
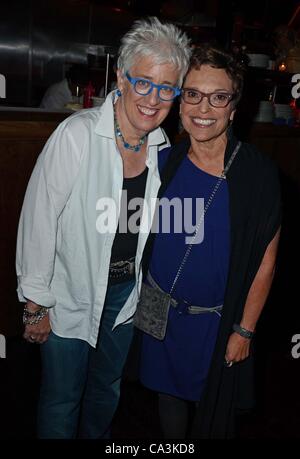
<box><xmin>0</xmin><ymin>113</ymin><xmax>67</xmax><ymax>336</ymax></box>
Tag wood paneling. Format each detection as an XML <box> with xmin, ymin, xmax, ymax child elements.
<box><xmin>0</xmin><ymin>115</ymin><xmax>66</xmax><ymax>336</ymax></box>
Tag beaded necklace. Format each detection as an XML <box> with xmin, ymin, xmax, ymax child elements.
<box><xmin>114</xmin><ymin>105</ymin><xmax>147</xmax><ymax>152</ymax></box>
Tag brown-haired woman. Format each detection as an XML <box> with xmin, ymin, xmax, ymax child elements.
<box><xmin>137</xmin><ymin>44</ymin><xmax>281</xmax><ymax>439</ymax></box>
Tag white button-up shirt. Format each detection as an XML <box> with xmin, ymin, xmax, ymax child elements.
<box><xmin>16</xmin><ymin>92</ymin><xmax>169</xmax><ymax>347</ymax></box>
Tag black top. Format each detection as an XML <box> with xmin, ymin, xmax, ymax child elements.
<box><xmin>110</xmin><ymin>167</ymin><xmax>148</xmax><ymax>264</ymax></box>
<box><xmin>142</xmin><ymin>133</ymin><xmax>281</xmax><ymax>438</ymax></box>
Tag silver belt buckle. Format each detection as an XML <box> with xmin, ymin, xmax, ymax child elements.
<box><xmin>127</xmin><ymin>259</ymin><xmax>135</xmax><ymax>275</ymax></box>
<box><xmin>120</xmin><ymin>259</ymin><xmax>134</xmax><ymax>275</ymax></box>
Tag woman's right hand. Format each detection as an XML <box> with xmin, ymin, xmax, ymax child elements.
<box><xmin>23</xmin><ymin>301</ymin><xmax>51</xmax><ymax>344</ymax></box>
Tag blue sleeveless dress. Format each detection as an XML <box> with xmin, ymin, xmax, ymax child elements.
<box><xmin>139</xmin><ymin>149</ymin><xmax>230</xmax><ymax>401</ymax></box>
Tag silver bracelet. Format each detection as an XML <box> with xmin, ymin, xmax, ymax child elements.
<box><xmin>23</xmin><ymin>305</ymin><xmax>49</xmax><ymax>325</ymax></box>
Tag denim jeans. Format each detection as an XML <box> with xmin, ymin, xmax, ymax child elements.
<box><xmin>37</xmin><ymin>279</ymin><xmax>134</xmax><ymax>439</ymax></box>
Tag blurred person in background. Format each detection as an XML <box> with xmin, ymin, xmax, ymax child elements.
<box><xmin>39</xmin><ymin>63</ymin><xmax>89</xmax><ymax>110</ymax></box>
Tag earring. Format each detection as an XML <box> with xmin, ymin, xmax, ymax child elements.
<box><xmin>116</xmin><ymin>89</ymin><xmax>122</xmax><ymax>97</ymax></box>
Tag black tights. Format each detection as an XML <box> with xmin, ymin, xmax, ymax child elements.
<box><xmin>158</xmin><ymin>393</ymin><xmax>198</xmax><ymax>439</ymax></box>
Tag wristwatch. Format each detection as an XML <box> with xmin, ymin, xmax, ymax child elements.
<box><xmin>233</xmin><ymin>323</ymin><xmax>255</xmax><ymax>339</ymax></box>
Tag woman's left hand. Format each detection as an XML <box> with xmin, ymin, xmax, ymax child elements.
<box><xmin>224</xmin><ymin>332</ymin><xmax>251</xmax><ymax>366</ymax></box>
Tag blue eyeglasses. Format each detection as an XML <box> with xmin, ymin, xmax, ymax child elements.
<box><xmin>125</xmin><ymin>72</ymin><xmax>181</xmax><ymax>101</ymax></box>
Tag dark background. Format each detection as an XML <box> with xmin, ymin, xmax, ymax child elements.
<box><xmin>0</xmin><ymin>0</ymin><xmax>300</xmax><ymax>440</ymax></box>
<box><xmin>0</xmin><ymin>0</ymin><xmax>299</xmax><ymax>107</ymax></box>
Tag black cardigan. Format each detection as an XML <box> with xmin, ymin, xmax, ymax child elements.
<box><xmin>142</xmin><ymin>134</ymin><xmax>281</xmax><ymax>439</ymax></box>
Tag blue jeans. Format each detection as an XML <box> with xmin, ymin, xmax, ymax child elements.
<box><xmin>37</xmin><ymin>280</ymin><xmax>134</xmax><ymax>439</ymax></box>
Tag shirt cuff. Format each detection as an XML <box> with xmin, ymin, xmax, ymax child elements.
<box><xmin>17</xmin><ymin>276</ymin><xmax>56</xmax><ymax>308</ymax></box>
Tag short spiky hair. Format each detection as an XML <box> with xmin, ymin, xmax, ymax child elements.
<box><xmin>117</xmin><ymin>17</ymin><xmax>192</xmax><ymax>86</ymax></box>
<box><xmin>189</xmin><ymin>43</ymin><xmax>245</xmax><ymax>105</ymax></box>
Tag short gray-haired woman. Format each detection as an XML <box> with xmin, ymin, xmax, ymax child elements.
<box><xmin>17</xmin><ymin>16</ymin><xmax>191</xmax><ymax>439</ymax></box>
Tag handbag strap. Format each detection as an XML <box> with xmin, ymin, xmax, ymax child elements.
<box><xmin>169</xmin><ymin>141</ymin><xmax>241</xmax><ymax>295</ymax></box>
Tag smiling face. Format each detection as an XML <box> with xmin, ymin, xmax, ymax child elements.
<box><xmin>116</xmin><ymin>55</ymin><xmax>180</xmax><ymax>140</ymax></box>
<box><xmin>180</xmin><ymin>65</ymin><xmax>236</xmax><ymax>147</ymax></box>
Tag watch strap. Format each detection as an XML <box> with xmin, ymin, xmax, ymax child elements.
<box><xmin>233</xmin><ymin>323</ymin><xmax>255</xmax><ymax>339</ymax></box>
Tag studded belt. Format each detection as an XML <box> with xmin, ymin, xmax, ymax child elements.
<box><xmin>109</xmin><ymin>256</ymin><xmax>135</xmax><ymax>280</ymax></box>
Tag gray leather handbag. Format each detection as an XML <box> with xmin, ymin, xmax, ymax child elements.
<box><xmin>133</xmin><ymin>282</ymin><xmax>171</xmax><ymax>340</ymax></box>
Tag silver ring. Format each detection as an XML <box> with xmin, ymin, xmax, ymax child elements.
<box><xmin>30</xmin><ymin>335</ymin><xmax>36</xmax><ymax>341</ymax></box>
<box><xmin>224</xmin><ymin>360</ymin><xmax>233</xmax><ymax>367</ymax></box>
